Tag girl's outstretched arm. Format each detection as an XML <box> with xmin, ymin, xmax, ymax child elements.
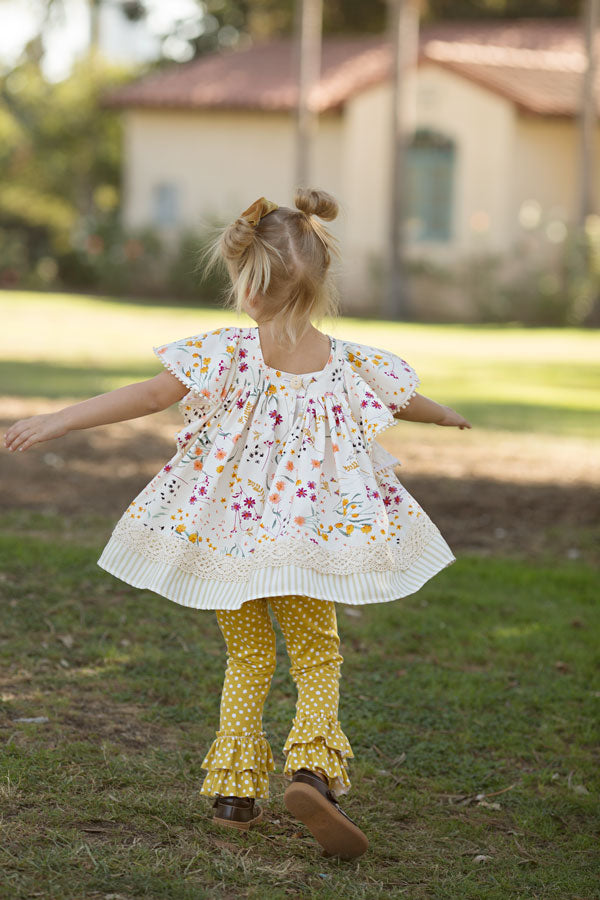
<box><xmin>3</xmin><ymin>370</ymin><xmax>189</xmax><ymax>454</ymax></box>
<box><xmin>394</xmin><ymin>392</ymin><xmax>472</xmax><ymax>429</ymax></box>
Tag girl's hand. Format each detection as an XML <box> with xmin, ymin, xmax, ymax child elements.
<box><xmin>4</xmin><ymin>412</ymin><xmax>69</xmax><ymax>453</ymax></box>
<box><xmin>435</xmin><ymin>405</ymin><xmax>472</xmax><ymax>429</ymax></box>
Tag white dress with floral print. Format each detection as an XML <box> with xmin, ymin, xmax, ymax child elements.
<box><xmin>97</xmin><ymin>325</ymin><xmax>456</xmax><ymax>609</ymax></box>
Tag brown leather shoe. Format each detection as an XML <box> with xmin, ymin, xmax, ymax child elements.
<box><xmin>284</xmin><ymin>769</ymin><xmax>369</xmax><ymax>860</ymax></box>
<box><xmin>212</xmin><ymin>795</ymin><xmax>263</xmax><ymax>831</ymax></box>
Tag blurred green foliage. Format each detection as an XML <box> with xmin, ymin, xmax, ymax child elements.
<box><xmin>0</xmin><ymin>51</ymin><xmax>225</xmax><ymax>302</ymax></box>
<box><xmin>0</xmin><ymin>53</ymin><xmax>128</xmax><ymax>288</ymax></box>
<box><xmin>391</xmin><ymin>218</ymin><xmax>600</xmax><ymax>328</ymax></box>
<box><xmin>16</xmin><ymin>2</ymin><xmax>580</xmax><ymax>71</ymax></box>
<box><xmin>179</xmin><ymin>0</ymin><xmax>580</xmax><ymax>54</ymax></box>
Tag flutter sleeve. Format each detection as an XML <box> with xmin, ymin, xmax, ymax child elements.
<box><xmin>342</xmin><ymin>340</ymin><xmax>421</xmax><ymax>415</ymax></box>
<box><xmin>153</xmin><ymin>325</ymin><xmax>239</xmax><ymax>406</ymax></box>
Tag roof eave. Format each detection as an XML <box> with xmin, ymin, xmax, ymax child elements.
<box><xmin>420</xmin><ymin>55</ymin><xmax>579</xmax><ymax>118</ymax></box>
<box><xmin>101</xmin><ymin>97</ymin><xmax>346</xmax><ymax>115</ymax></box>
<box><xmin>102</xmin><ymin>48</ymin><xmax>584</xmax><ymax>120</ymax></box>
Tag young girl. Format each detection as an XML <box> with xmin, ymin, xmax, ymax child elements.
<box><xmin>4</xmin><ymin>188</ymin><xmax>471</xmax><ymax>861</ymax></box>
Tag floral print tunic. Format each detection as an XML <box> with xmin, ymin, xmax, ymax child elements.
<box><xmin>97</xmin><ymin>325</ymin><xmax>456</xmax><ymax>609</ymax></box>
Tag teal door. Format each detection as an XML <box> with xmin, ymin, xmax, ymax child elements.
<box><xmin>406</xmin><ymin>130</ymin><xmax>455</xmax><ymax>241</ymax></box>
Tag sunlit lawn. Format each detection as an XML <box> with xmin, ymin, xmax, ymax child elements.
<box><xmin>3</xmin><ymin>289</ymin><xmax>599</xmax><ymax>437</ymax></box>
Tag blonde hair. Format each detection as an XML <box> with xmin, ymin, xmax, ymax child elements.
<box><xmin>205</xmin><ymin>187</ymin><xmax>341</xmax><ymax>350</ymax></box>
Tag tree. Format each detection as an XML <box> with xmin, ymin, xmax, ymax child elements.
<box><xmin>0</xmin><ymin>46</ymin><xmax>130</xmax><ymax>266</ymax></box>
<box><xmin>2</xmin><ymin>0</ymin><xmax>581</xmax><ymax>73</ymax></box>
<box><xmin>294</xmin><ymin>0</ymin><xmax>323</xmax><ymax>187</ymax></box>
<box><xmin>578</xmin><ymin>0</ymin><xmax>599</xmax><ymax>224</ymax></box>
<box><xmin>385</xmin><ymin>0</ymin><xmax>420</xmax><ymax>321</ymax></box>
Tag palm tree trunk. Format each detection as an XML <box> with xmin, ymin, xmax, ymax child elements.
<box><xmin>89</xmin><ymin>0</ymin><xmax>101</xmax><ymax>55</ymax></box>
<box><xmin>384</xmin><ymin>0</ymin><xmax>419</xmax><ymax>321</ymax></box>
<box><xmin>579</xmin><ymin>0</ymin><xmax>599</xmax><ymax>224</ymax></box>
<box><xmin>294</xmin><ymin>0</ymin><xmax>323</xmax><ymax>187</ymax></box>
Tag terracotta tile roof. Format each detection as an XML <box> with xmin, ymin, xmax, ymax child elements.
<box><xmin>105</xmin><ymin>18</ymin><xmax>599</xmax><ymax>117</ymax></box>
<box><xmin>105</xmin><ymin>35</ymin><xmax>388</xmax><ymax>113</ymax></box>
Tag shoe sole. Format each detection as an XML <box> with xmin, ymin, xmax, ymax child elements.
<box><xmin>213</xmin><ymin>806</ymin><xmax>264</xmax><ymax>831</ymax></box>
<box><xmin>284</xmin><ymin>782</ymin><xmax>369</xmax><ymax>860</ymax></box>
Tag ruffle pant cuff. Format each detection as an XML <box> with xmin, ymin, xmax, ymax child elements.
<box><xmin>282</xmin><ymin>716</ymin><xmax>353</xmax><ymax>797</ymax></box>
<box><xmin>200</xmin><ymin>730</ymin><xmax>275</xmax><ymax>800</ymax></box>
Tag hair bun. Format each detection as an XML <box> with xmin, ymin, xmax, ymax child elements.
<box><xmin>220</xmin><ymin>217</ymin><xmax>256</xmax><ymax>260</ymax></box>
<box><xmin>294</xmin><ymin>187</ymin><xmax>338</xmax><ymax>222</ymax></box>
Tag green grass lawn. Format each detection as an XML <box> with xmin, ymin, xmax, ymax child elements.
<box><xmin>3</xmin><ymin>290</ymin><xmax>599</xmax><ymax>437</ymax></box>
<box><xmin>1</xmin><ymin>291</ymin><xmax>599</xmax><ymax>898</ymax></box>
<box><xmin>0</xmin><ymin>519</ymin><xmax>598</xmax><ymax>899</ymax></box>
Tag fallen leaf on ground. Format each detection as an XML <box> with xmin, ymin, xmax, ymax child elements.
<box><xmin>477</xmin><ymin>800</ymin><xmax>501</xmax><ymax>810</ymax></box>
<box><xmin>13</xmin><ymin>716</ymin><xmax>49</xmax><ymax>724</ymax></box>
<box><xmin>572</xmin><ymin>784</ymin><xmax>590</xmax><ymax>795</ymax></box>
<box><xmin>212</xmin><ymin>839</ymin><xmax>239</xmax><ymax>852</ymax></box>
<box><xmin>343</xmin><ymin>607</ymin><xmax>362</xmax><ymax>618</ymax></box>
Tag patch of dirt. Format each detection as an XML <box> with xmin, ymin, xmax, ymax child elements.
<box><xmin>1</xmin><ymin>396</ymin><xmax>598</xmax><ymax>566</ymax></box>
<box><xmin>0</xmin><ymin>692</ymin><xmax>195</xmax><ymax>753</ymax></box>
<box><xmin>57</xmin><ymin>696</ymin><xmax>184</xmax><ymax>749</ymax></box>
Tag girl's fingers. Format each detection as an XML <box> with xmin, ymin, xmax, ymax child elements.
<box><xmin>7</xmin><ymin>428</ymin><xmax>36</xmax><ymax>451</ymax></box>
<box><xmin>16</xmin><ymin>435</ymin><xmax>37</xmax><ymax>452</ymax></box>
<box><xmin>5</xmin><ymin>422</ymin><xmax>30</xmax><ymax>447</ymax></box>
<box><xmin>4</xmin><ymin>428</ymin><xmax>19</xmax><ymax>445</ymax></box>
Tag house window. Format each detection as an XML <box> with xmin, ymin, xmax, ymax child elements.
<box><xmin>406</xmin><ymin>129</ymin><xmax>455</xmax><ymax>241</ymax></box>
<box><xmin>152</xmin><ymin>182</ymin><xmax>179</xmax><ymax>227</ymax></box>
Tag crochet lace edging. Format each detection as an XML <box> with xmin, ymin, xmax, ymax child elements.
<box><xmin>109</xmin><ymin>513</ymin><xmax>440</xmax><ymax>580</ymax></box>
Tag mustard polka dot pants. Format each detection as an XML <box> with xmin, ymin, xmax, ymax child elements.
<box><xmin>200</xmin><ymin>595</ymin><xmax>353</xmax><ymax>801</ymax></box>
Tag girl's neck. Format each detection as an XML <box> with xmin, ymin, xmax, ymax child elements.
<box><xmin>257</xmin><ymin>323</ymin><xmax>331</xmax><ymax>374</ymax></box>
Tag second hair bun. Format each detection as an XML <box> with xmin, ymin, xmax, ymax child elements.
<box><xmin>294</xmin><ymin>188</ymin><xmax>338</xmax><ymax>222</ymax></box>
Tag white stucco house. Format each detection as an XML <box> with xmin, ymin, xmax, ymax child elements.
<box><xmin>106</xmin><ymin>18</ymin><xmax>600</xmax><ymax>311</ymax></box>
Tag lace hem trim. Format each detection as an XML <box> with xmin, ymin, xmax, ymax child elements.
<box><xmin>108</xmin><ymin>514</ymin><xmax>439</xmax><ymax>581</ymax></box>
